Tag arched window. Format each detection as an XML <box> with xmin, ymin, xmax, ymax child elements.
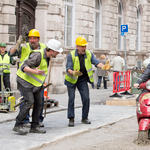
<box><xmin>94</xmin><ymin>0</ymin><xmax>102</xmax><ymax>49</ymax></box>
<box><xmin>64</xmin><ymin>0</ymin><xmax>75</xmax><ymax>47</ymax></box>
<box><xmin>136</xmin><ymin>7</ymin><xmax>141</xmax><ymax>51</ymax></box>
<box><xmin>118</xmin><ymin>1</ymin><xmax>123</xmax><ymax>50</ymax></box>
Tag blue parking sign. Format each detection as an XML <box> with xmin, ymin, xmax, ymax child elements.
<box><xmin>121</xmin><ymin>25</ymin><xmax>128</xmax><ymax>32</ymax></box>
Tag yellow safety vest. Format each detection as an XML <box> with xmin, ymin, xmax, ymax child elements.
<box><xmin>0</xmin><ymin>53</ymin><xmax>10</xmax><ymax>73</ymax></box>
<box><xmin>19</xmin><ymin>42</ymin><xmax>46</xmax><ymax>67</ymax></box>
<box><xmin>65</xmin><ymin>50</ymin><xmax>94</xmax><ymax>84</ymax></box>
<box><xmin>17</xmin><ymin>50</ymin><xmax>48</xmax><ymax>87</ymax></box>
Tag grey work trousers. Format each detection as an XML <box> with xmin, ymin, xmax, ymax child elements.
<box><xmin>15</xmin><ymin>83</ymin><xmax>42</xmax><ymax>129</ymax></box>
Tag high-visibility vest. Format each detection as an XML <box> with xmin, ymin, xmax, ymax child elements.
<box><xmin>19</xmin><ymin>42</ymin><xmax>46</xmax><ymax>67</ymax></box>
<box><xmin>17</xmin><ymin>50</ymin><xmax>48</xmax><ymax>87</ymax></box>
<box><xmin>65</xmin><ymin>50</ymin><xmax>94</xmax><ymax>84</ymax></box>
<box><xmin>0</xmin><ymin>53</ymin><xmax>10</xmax><ymax>73</ymax></box>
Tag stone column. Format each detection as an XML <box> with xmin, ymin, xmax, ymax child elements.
<box><xmin>35</xmin><ymin>1</ymin><xmax>49</xmax><ymax>43</ymax></box>
<box><xmin>48</xmin><ymin>54</ymin><xmax>67</xmax><ymax>94</ymax></box>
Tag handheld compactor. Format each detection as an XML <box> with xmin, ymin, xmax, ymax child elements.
<box><xmin>0</xmin><ymin>64</ymin><xmax>15</xmax><ymax>112</ymax></box>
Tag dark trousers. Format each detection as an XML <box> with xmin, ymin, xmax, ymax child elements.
<box><xmin>97</xmin><ymin>76</ymin><xmax>107</xmax><ymax>89</ymax></box>
<box><xmin>0</xmin><ymin>75</ymin><xmax>11</xmax><ymax>91</ymax></box>
<box><xmin>20</xmin><ymin>89</ymin><xmax>44</xmax><ymax>123</ymax></box>
<box><xmin>67</xmin><ymin>80</ymin><xmax>90</xmax><ymax>119</ymax></box>
<box><xmin>15</xmin><ymin>84</ymin><xmax>42</xmax><ymax>129</ymax></box>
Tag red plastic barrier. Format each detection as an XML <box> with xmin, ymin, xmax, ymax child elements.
<box><xmin>113</xmin><ymin>71</ymin><xmax>131</xmax><ymax>93</ymax></box>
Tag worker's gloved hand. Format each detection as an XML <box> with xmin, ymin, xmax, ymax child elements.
<box><xmin>73</xmin><ymin>69</ymin><xmax>83</xmax><ymax>76</ymax></box>
<box><xmin>14</xmin><ymin>35</ymin><xmax>23</xmax><ymax>50</ymax></box>
<box><xmin>20</xmin><ymin>36</ymin><xmax>27</xmax><ymax>48</ymax></box>
<box><xmin>14</xmin><ymin>35</ymin><xmax>27</xmax><ymax>50</ymax></box>
<box><xmin>101</xmin><ymin>61</ymin><xmax>112</xmax><ymax>70</ymax></box>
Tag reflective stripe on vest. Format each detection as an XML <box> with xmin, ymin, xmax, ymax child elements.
<box><xmin>0</xmin><ymin>53</ymin><xmax>10</xmax><ymax>73</ymax></box>
<box><xmin>17</xmin><ymin>50</ymin><xmax>48</xmax><ymax>87</ymax></box>
<box><xmin>19</xmin><ymin>43</ymin><xmax>46</xmax><ymax>66</ymax></box>
<box><xmin>65</xmin><ymin>50</ymin><xmax>94</xmax><ymax>84</ymax></box>
<box><xmin>25</xmin><ymin>72</ymin><xmax>47</xmax><ymax>84</ymax></box>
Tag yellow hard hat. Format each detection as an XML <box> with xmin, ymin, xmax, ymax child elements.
<box><xmin>75</xmin><ymin>36</ymin><xmax>88</xmax><ymax>46</ymax></box>
<box><xmin>28</xmin><ymin>29</ymin><xmax>40</xmax><ymax>37</ymax></box>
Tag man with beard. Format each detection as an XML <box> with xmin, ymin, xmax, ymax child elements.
<box><xmin>9</xmin><ymin>29</ymin><xmax>46</xmax><ymax>128</ymax></box>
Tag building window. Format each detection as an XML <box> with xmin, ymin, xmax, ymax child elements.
<box><xmin>137</xmin><ymin>60</ymin><xmax>142</xmax><ymax>70</ymax></box>
<box><xmin>94</xmin><ymin>0</ymin><xmax>102</xmax><ymax>49</ymax></box>
<box><xmin>118</xmin><ymin>1</ymin><xmax>123</xmax><ymax>50</ymax></box>
<box><xmin>136</xmin><ymin>7</ymin><xmax>141</xmax><ymax>51</ymax></box>
<box><xmin>64</xmin><ymin>0</ymin><xmax>75</xmax><ymax>47</ymax></box>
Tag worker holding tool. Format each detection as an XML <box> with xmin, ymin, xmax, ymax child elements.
<box><xmin>0</xmin><ymin>42</ymin><xmax>16</xmax><ymax>91</ymax></box>
<box><xmin>9</xmin><ymin>29</ymin><xmax>46</xmax><ymax>128</ymax></box>
<box><xmin>13</xmin><ymin>39</ymin><xmax>63</xmax><ymax>134</ymax></box>
<box><xmin>65</xmin><ymin>36</ymin><xmax>111</xmax><ymax>127</ymax></box>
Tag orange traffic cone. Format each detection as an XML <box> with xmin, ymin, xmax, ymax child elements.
<box><xmin>44</xmin><ymin>88</ymin><xmax>47</xmax><ymax>98</ymax></box>
<box><xmin>44</xmin><ymin>83</ymin><xmax>50</xmax><ymax>99</ymax></box>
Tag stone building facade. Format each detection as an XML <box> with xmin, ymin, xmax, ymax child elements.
<box><xmin>0</xmin><ymin>0</ymin><xmax>149</xmax><ymax>93</ymax></box>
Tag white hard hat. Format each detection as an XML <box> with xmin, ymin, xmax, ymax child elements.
<box><xmin>46</xmin><ymin>39</ymin><xmax>63</xmax><ymax>53</ymax></box>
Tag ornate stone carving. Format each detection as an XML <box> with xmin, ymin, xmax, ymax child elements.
<box><xmin>9</xmin><ymin>35</ymin><xmax>15</xmax><ymax>42</ymax></box>
<box><xmin>21</xmin><ymin>13</ymin><xmax>31</xmax><ymax>41</ymax></box>
<box><xmin>8</xmin><ymin>25</ymin><xmax>16</xmax><ymax>34</ymax></box>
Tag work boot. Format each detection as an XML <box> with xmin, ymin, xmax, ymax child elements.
<box><xmin>38</xmin><ymin>122</ymin><xmax>44</xmax><ymax>127</ymax></box>
<box><xmin>81</xmin><ymin>118</ymin><xmax>91</xmax><ymax>124</ymax></box>
<box><xmin>29</xmin><ymin>127</ymin><xmax>46</xmax><ymax>134</ymax></box>
<box><xmin>13</xmin><ymin>126</ymin><xmax>28</xmax><ymax>135</ymax></box>
<box><xmin>23</xmin><ymin>122</ymin><xmax>31</xmax><ymax>128</ymax></box>
<box><xmin>68</xmin><ymin>118</ymin><xmax>74</xmax><ymax>127</ymax></box>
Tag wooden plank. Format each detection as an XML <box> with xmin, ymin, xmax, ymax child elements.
<box><xmin>106</xmin><ymin>99</ymin><xmax>136</xmax><ymax>106</ymax></box>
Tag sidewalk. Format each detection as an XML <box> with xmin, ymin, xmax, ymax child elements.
<box><xmin>0</xmin><ymin>87</ymin><xmax>136</xmax><ymax>150</ymax></box>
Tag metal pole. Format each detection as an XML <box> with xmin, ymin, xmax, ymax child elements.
<box><xmin>124</xmin><ymin>35</ymin><xmax>127</xmax><ymax>71</ymax></box>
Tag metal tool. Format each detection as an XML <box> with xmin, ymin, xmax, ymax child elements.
<box><xmin>0</xmin><ymin>64</ymin><xmax>15</xmax><ymax>112</ymax></box>
<box><xmin>13</xmin><ymin>83</ymin><xmax>52</xmax><ymax>108</ymax></box>
<box><xmin>44</xmin><ymin>56</ymin><xmax>53</xmax><ymax>117</ymax></box>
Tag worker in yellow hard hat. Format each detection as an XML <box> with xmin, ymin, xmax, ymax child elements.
<box><xmin>9</xmin><ymin>29</ymin><xmax>46</xmax><ymax>128</ymax></box>
<box><xmin>9</xmin><ymin>29</ymin><xmax>46</xmax><ymax>68</ymax></box>
<box><xmin>65</xmin><ymin>36</ymin><xmax>111</xmax><ymax>127</ymax></box>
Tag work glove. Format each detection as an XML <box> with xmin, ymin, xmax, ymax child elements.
<box><xmin>101</xmin><ymin>61</ymin><xmax>112</xmax><ymax>70</ymax></box>
<box><xmin>14</xmin><ymin>35</ymin><xmax>26</xmax><ymax>50</ymax></box>
<box><xmin>73</xmin><ymin>69</ymin><xmax>83</xmax><ymax>76</ymax></box>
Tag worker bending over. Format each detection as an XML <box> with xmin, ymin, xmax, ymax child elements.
<box><xmin>13</xmin><ymin>39</ymin><xmax>63</xmax><ymax>134</ymax></box>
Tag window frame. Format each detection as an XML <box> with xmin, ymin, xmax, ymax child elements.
<box><xmin>64</xmin><ymin>0</ymin><xmax>75</xmax><ymax>48</ymax></box>
<box><xmin>137</xmin><ymin>60</ymin><xmax>142</xmax><ymax>70</ymax></box>
<box><xmin>94</xmin><ymin>0</ymin><xmax>102</xmax><ymax>49</ymax></box>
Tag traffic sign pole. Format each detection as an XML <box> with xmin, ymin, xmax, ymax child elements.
<box><xmin>124</xmin><ymin>35</ymin><xmax>127</xmax><ymax>71</ymax></box>
<box><xmin>121</xmin><ymin>25</ymin><xmax>128</xmax><ymax>71</ymax></box>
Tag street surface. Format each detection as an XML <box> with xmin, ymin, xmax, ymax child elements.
<box><xmin>34</xmin><ymin>116</ymin><xmax>150</xmax><ymax>150</ymax></box>
<box><xmin>0</xmin><ymin>87</ymin><xmax>141</xmax><ymax>150</ymax></box>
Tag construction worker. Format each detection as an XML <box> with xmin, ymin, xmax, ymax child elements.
<box><xmin>13</xmin><ymin>39</ymin><xmax>63</xmax><ymax>134</ymax></box>
<box><xmin>0</xmin><ymin>42</ymin><xmax>16</xmax><ymax>91</ymax></box>
<box><xmin>9</xmin><ymin>29</ymin><xmax>46</xmax><ymax>127</ymax></box>
<box><xmin>65</xmin><ymin>36</ymin><xmax>111</xmax><ymax>127</ymax></box>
